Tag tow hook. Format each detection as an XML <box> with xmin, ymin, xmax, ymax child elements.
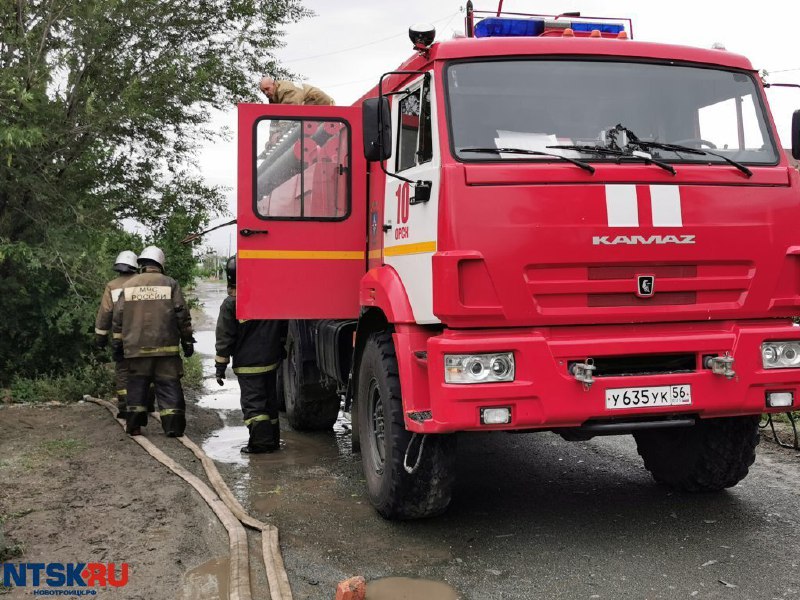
<box><xmin>705</xmin><ymin>353</ymin><xmax>736</xmax><ymax>380</ymax></box>
<box><xmin>571</xmin><ymin>359</ymin><xmax>596</xmax><ymax>390</ymax></box>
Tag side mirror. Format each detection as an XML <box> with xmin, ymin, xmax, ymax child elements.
<box><xmin>793</xmin><ymin>110</ymin><xmax>800</xmax><ymax>160</ymax></box>
<box><xmin>362</xmin><ymin>97</ymin><xmax>391</xmax><ymax>162</ymax></box>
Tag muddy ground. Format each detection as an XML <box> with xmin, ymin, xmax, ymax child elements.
<box><xmin>2</xmin><ymin>280</ymin><xmax>800</xmax><ymax>599</ymax></box>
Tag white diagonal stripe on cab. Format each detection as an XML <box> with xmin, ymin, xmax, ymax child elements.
<box><xmin>605</xmin><ymin>184</ymin><xmax>639</xmax><ymax>227</ymax></box>
<box><xmin>651</xmin><ymin>185</ymin><xmax>683</xmax><ymax>227</ymax></box>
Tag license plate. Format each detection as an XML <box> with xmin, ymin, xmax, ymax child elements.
<box><xmin>605</xmin><ymin>385</ymin><xmax>691</xmax><ymax>410</ymax></box>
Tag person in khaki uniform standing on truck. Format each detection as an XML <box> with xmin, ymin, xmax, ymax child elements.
<box><xmin>259</xmin><ymin>77</ymin><xmax>335</xmax><ymax>145</ymax></box>
<box><xmin>94</xmin><ymin>251</ymin><xmax>138</xmax><ymax>418</ymax></box>
<box><xmin>258</xmin><ymin>77</ymin><xmax>335</xmax><ymax>106</ymax></box>
<box><xmin>112</xmin><ymin>246</ymin><xmax>195</xmax><ymax>437</ymax></box>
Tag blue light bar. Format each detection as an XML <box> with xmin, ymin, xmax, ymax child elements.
<box><xmin>474</xmin><ymin>17</ymin><xmax>545</xmax><ymax>38</ymax></box>
<box><xmin>570</xmin><ymin>21</ymin><xmax>625</xmax><ymax>34</ymax></box>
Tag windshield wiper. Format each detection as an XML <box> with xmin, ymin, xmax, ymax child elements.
<box><xmin>459</xmin><ymin>147</ymin><xmax>595</xmax><ymax>174</ymax></box>
<box><xmin>546</xmin><ymin>144</ymin><xmax>676</xmax><ymax>175</ymax></box>
<box><xmin>632</xmin><ymin>140</ymin><xmax>753</xmax><ymax>178</ymax></box>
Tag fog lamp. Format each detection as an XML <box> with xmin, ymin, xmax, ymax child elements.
<box><xmin>481</xmin><ymin>407</ymin><xmax>512</xmax><ymax>425</ymax></box>
<box><xmin>766</xmin><ymin>391</ymin><xmax>794</xmax><ymax>408</ymax></box>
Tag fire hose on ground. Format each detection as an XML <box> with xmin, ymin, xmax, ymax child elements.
<box><xmin>85</xmin><ymin>396</ymin><xmax>293</xmax><ymax>600</ymax></box>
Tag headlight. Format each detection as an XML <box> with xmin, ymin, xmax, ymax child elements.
<box><xmin>761</xmin><ymin>341</ymin><xmax>800</xmax><ymax>369</ymax></box>
<box><xmin>445</xmin><ymin>353</ymin><xmax>515</xmax><ymax>384</ymax></box>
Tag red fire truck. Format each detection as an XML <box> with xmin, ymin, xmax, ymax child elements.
<box><xmin>237</xmin><ymin>4</ymin><xmax>800</xmax><ymax>519</ymax></box>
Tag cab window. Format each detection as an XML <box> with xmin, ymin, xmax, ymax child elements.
<box><xmin>396</xmin><ymin>79</ymin><xmax>433</xmax><ymax>172</ymax></box>
<box><xmin>253</xmin><ymin>118</ymin><xmax>350</xmax><ymax>220</ymax></box>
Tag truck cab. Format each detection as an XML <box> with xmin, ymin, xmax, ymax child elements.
<box><xmin>237</xmin><ymin>7</ymin><xmax>800</xmax><ymax>519</ymax></box>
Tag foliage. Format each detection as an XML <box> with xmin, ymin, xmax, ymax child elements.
<box><xmin>0</xmin><ymin>0</ymin><xmax>309</xmax><ymax>385</ymax></box>
<box><xmin>183</xmin><ymin>353</ymin><xmax>205</xmax><ymax>391</ymax></box>
<box><xmin>8</xmin><ymin>361</ymin><xmax>114</xmax><ymax>403</ymax></box>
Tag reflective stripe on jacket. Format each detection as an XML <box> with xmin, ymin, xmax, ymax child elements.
<box><xmin>112</xmin><ymin>268</ymin><xmax>193</xmax><ymax>359</ymax></box>
<box><xmin>215</xmin><ymin>291</ymin><xmax>286</xmax><ymax>371</ymax></box>
<box><xmin>94</xmin><ymin>274</ymin><xmax>135</xmax><ymax>336</ymax></box>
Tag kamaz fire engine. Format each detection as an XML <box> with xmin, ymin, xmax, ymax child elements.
<box><xmin>236</xmin><ymin>3</ymin><xmax>800</xmax><ymax>519</ymax></box>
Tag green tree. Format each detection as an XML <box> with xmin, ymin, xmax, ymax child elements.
<box><xmin>0</xmin><ymin>0</ymin><xmax>309</xmax><ymax>385</ymax></box>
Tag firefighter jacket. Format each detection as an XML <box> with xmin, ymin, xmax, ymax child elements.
<box><xmin>95</xmin><ymin>273</ymin><xmax>136</xmax><ymax>338</ymax></box>
<box><xmin>215</xmin><ymin>289</ymin><xmax>287</xmax><ymax>374</ymax></box>
<box><xmin>272</xmin><ymin>81</ymin><xmax>335</xmax><ymax>106</ymax></box>
<box><xmin>112</xmin><ymin>267</ymin><xmax>193</xmax><ymax>359</ymax></box>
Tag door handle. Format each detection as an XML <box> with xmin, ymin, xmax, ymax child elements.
<box><xmin>240</xmin><ymin>229</ymin><xmax>269</xmax><ymax>237</ymax></box>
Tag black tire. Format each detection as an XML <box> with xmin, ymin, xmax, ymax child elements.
<box><xmin>633</xmin><ymin>416</ymin><xmax>760</xmax><ymax>492</ymax></box>
<box><xmin>357</xmin><ymin>330</ymin><xmax>456</xmax><ymax>519</ymax></box>
<box><xmin>284</xmin><ymin>320</ymin><xmax>340</xmax><ymax>431</ymax></box>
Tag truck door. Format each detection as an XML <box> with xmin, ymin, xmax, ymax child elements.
<box><xmin>237</xmin><ymin>104</ymin><xmax>366</xmax><ymax>319</ymax></box>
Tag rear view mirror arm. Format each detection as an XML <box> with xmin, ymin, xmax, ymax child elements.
<box><xmin>375</xmin><ymin>70</ymin><xmax>432</xmax><ymax>192</ymax></box>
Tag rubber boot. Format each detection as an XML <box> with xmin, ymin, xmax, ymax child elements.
<box><xmin>116</xmin><ymin>396</ymin><xmax>128</xmax><ymax>420</ymax></box>
<box><xmin>155</xmin><ymin>378</ymin><xmax>186</xmax><ymax>437</ymax></box>
<box><xmin>160</xmin><ymin>411</ymin><xmax>186</xmax><ymax>437</ymax></box>
<box><xmin>125</xmin><ymin>377</ymin><xmax>150</xmax><ymax>433</ymax></box>
<box><xmin>241</xmin><ymin>419</ymin><xmax>276</xmax><ymax>454</ymax></box>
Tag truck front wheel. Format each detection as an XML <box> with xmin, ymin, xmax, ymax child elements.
<box><xmin>633</xmin><ymin>416</ymin><xmax>759</xmax><ymax>492</ymax></box>
<box><xmin>357</xmin><ymin>331</ymin><xmax>456</xmax><ymax>519</ymax></box>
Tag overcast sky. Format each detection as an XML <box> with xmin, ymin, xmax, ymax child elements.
<box><xmin>197</xmin><ymin>0</ymin><xmax>800</xmax><ymax>253</ymax></box>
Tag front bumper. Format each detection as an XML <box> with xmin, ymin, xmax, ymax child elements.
<box><xmin>398</xmin><ymin>320</ymin><xmax>800</xmax><ymax>433</ymax></box>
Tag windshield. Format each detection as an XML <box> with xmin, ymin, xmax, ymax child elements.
<box><xmin>446</xmin><ymin>60</ymin><xmax>778</xmax><ymax>165</ymax></box>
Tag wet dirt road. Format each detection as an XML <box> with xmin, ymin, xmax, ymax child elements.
<box><xmin>193</xmin><ymin>281</ymin><xmax>800</xmax><ymax>600</ymax></box>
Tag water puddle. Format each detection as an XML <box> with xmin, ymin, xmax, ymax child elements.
<box><xmin>367</xmin><ymin>577</ymin><xmax>459</xmax><ymax>600</ymax></box>
<box><xmin>180</xmin><ymin>557</ymin><xmax>229</xmax><ymax>600</ymax></box>
<box><xmin>192</xmin><ymin>281</ymin><xmax>354</xmax><ymax>516</ymax></box>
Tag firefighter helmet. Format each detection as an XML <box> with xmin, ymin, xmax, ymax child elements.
<box><xmin>138</xmin><ymin>246</ymin><xmax>166</xmax><ymax>269</ymax></box>
<box><xmin>225</xmin><ymin>256</ymin><xmax>236</xmax><ymax>286</ymax></box>
<box><xmin>113</xmin><ymin>250</ymin><xmax>138</xmax><ymax>274</ymax></box>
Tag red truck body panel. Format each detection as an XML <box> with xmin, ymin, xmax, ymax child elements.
<box><xmin>238</xmin><ymin>32</ymin><xmax>800</xmax><ymax>433</ymax></box>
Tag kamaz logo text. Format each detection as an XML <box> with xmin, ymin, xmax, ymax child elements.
<box><xmin>593</xmin><ymin>235</ymin><xmax>696</xmax><ymax>246</ymax></box>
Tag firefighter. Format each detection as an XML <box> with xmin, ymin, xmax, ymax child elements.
<box><xmin>215</xmin><ymin>256</ymin><xmax>287</xmax><ymax>453</ymax></box>
<box><xmin>112</xmin><ymin>246</ymin><xmax>195</xmax><ymax>437</ymax></box>
<box><xmin>94</xmin><ymin>251</ymin><xmax>138</xmax><ymax>418</ymax></box>
<box><xmin>258</xmin><ymin>77</ymin><xmax>335</xmax><ymax>106</ymax></box>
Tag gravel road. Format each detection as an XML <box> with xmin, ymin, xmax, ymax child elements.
<box><xmin>3</xmin><ymin>280</ymin><xmax>797</xmax><ymax>600</ymax></box>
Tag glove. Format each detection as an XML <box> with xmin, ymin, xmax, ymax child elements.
<box><xmin>216</xmin><ymin>364</ymin><xmax>226</xmax><ymax>386</ymax></box>
<box><xmin>94</xmin><ymin>334</ymin><xmax>108</xmax><ymax>349</ymax></box>
<box><xmin>182</xmin><ymin>336</ymin><xmax>196</xmax><ymax>358</ymax></box>
<box><xmin>111</xmin><ymin>341</ymin><xmax>124</xmax><ymax>363</ymax></box>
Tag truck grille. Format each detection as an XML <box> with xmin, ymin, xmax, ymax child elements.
<box><xmin>526</xmin><ymin>262</ymin><xmax>753</xmax><ymax>314</ymax></box>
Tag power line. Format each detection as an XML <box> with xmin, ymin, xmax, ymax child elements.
<box><xmin>281</xmin><ymin>10</ymin><xmax>461</xmax><ymax>64</ymax></box>
<box><xmin>768</xmin><ymin>67</ymin><xmax>800</xmax><ymax>74</ymax></box>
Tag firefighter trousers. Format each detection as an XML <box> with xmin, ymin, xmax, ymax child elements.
<box><xmin>125</xmin><ymin>356</ymin><xmax>185</xmax><ymax>436</ymax></box>
<box><xmin>115</xmin><ymin>360</ymin><xmax>155</xmax><ymax>415</ymax></box>
<box><xmin>238</xmin><ymin>369</ymin><xmax>280</xmax><ymax>450</ymax></box>
<box><xmin>114</xmin><ymin>359</ymin><xmax>129</xmax><ymax>415</ymax></box>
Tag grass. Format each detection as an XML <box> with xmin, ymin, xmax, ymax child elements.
<box><xmin>0</xmin><ymin>542</ymin><xmax>24</xmax><ymax>562</ymax></box>
<box><xmin>8</xmin><ymin>362</ymin><xmax>114</xmax><ymax>404</ymax></box>
<box><xmin>183</xmin><ymin>354</ymin><xmax>204</xmax><ymax>391</ymax></box>
<box><xmin>18</xmin><ymin>437</ymin><xmax>88</xmax><ymax>470</ymax></box>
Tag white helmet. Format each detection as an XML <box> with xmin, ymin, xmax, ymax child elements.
<box><xmin>113</xmin><ymin>250</ymin><xmax>138</xmax><ymax>273</ymax></box>
<box><xmin>138</xmin><ymin>246</ymin><xmax>166</xmax><ymax>269</ymax></box>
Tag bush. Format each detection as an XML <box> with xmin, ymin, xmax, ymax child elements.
<box><xmin>8</xmin><ymin>362</ymin><xmax>114</xmax><ymax>404</ymax></box>
<box><xmin>183</xmin><ymin>354</ymin><xmax>205</xmax><ymax>391</ymax></box>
